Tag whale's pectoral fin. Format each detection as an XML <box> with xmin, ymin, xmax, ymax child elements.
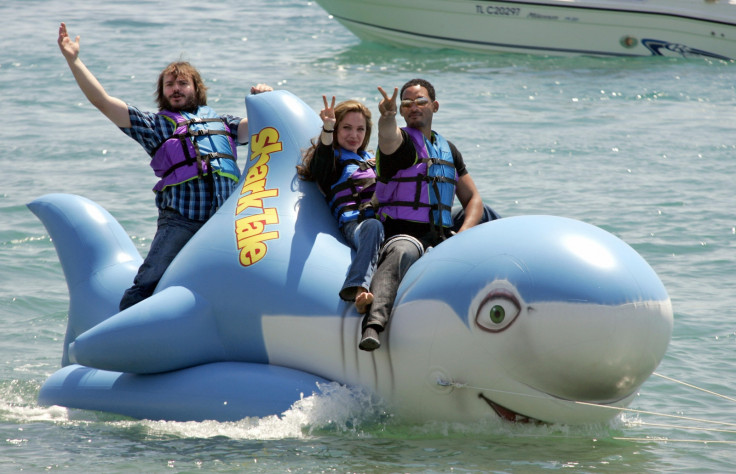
<box><xmin>69</xmin><ymin>286</ymin><xmax>227</xmax><ymax>374</ymax></box>
<box><xmin>38</xmin><ymin>362</ymin><xmax>330</xmax><ymax>422</ymax></box>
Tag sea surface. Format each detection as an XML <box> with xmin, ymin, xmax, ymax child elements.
<box><xmin>2</xmin><ymin>0</ymin><xmax>736</xmax><ymax>472</ymax></box>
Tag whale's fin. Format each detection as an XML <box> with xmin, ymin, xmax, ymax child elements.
<box><xmin>69</xmin><ymin>286</ymin><xmax>227</xmax><ymax>374</ymax></box>
<box><xmin>27</xmin><ymin>194</ymin><xmax>142</xmax><ymax>366</ymax></box>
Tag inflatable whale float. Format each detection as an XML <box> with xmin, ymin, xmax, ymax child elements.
<box><xmin>30</xmin><ymin>90</ymin><xmax>673</xmax><ymax>425</ymax></box>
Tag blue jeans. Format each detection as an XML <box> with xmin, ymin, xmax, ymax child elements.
<box><xmin>119</xmin><ymin>208</ymin><xmax>205</xmax><ymax>311</ymax></box>
<box><xmin>338</xmin><ymin>218</ymin><xmax>385</xmax><ymax>301</ymax></box>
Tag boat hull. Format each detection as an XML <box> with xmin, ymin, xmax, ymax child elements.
<box><xmin>314</xmin><ymin>0</ymin><xmax>736</xmax><ymax>58</ymax></box>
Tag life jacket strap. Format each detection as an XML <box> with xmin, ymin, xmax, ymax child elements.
<box><xmin>327</xmin><ymin>155</ymin><xmax>377</xmax><ymax>223</ymax></box>
<box><xmin>161</xmin><ymin>152</ymin><xmax>236</xmax><ymax>179</ymax></box>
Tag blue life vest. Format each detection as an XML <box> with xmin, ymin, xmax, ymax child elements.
<box><xmin>375</xmin><ymin>127</ymin><xmax>457</xmax><ymax>229</ymax></box>
<box><xmin>151</xmin><ymin>106</ymin><xmax>240</xmax><ymax>192</ymax></box>
<box><xmin>326</xmin><ymin>148</ymin><xmax>377</xmax><ymax>227</ymax></box>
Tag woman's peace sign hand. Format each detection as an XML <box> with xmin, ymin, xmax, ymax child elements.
<box><xmin>320</xmin><ymin>95</ymin><xmax>337</xmax><ymax>131</ymax></box>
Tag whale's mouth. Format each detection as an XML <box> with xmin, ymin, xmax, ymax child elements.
<box><xmin>478</xmin><ymin>393</ymin><xmax>536</xmax><ymax>423</ymax></box>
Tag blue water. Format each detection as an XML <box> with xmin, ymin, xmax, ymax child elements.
<box><xmin>2</xmin><ymin>0</ymin><xmax>736</xmax><ymax>471</ymax></box>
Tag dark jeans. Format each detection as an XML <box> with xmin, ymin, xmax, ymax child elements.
<box><xmin>362</xmin><ymin>203</ymin><xmax>500</xmax><ymax>331</ymax></box>
<box><xmin>119</xmin><ymin>208</ymin><xmax>205</xmax><ymax>311</ymax></box>
<box><xmin>363</xmin><ymin>235</ymin><xmax>424</xmax><ymax>331</ymax></box>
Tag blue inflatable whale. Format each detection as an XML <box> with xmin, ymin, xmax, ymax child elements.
<box><xmin>29</xmin><ymin>91</ymin><xmax>673</xmax><ymax>424</ymax></box>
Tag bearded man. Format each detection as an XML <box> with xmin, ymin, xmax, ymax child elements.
<box><xmin>57</xmin><ymin>22</ymin><xmax>272</xmax><ymax>310</ymax></box>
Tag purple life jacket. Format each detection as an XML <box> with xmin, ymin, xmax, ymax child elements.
<box><xmin>151</xmin><ymin>106</ymin><xmax>240</xmax><ymax>192</ymax></box>
<box><xmin>375</xmin><ymin>127</ymin><xmax>457</xmax><ymax>228</ymax></box>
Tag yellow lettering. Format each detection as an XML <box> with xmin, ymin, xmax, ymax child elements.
<box><xmin>236</xmin><ymin>183</ymin><xmax>279</xmax><ymax>214</ymax></box>
<box><xmin>239</xmin><ymin>231</ymin><xmax>280</xmax><ymax>266</ymax></box>
<box><xmin>235</xmin><ymin>207</ymin><xmax>280</xmax><ymax>266</ymax></box>
<box><xmin>250</xmin><ymin>127</ymin><xmax>283</xmax><ymax>159</ymax></box>
<box><xmin>241</xmin><ymin>176</ymin><xmax>266</xmax><ymax>195</ymax></box>
<box><xmin>234</xmin><ymin>127</ymin><xmax>284</xmax><ymax>267</ymax></box>
<box><xmin>245</xmin><ymin>164</ymin><xmax>268</xmax><ymax>183</ymax></box>
<box><xmin>235</xmin><ymin>208</ymin><xmax>279</xmax><ymax>241</ymax></box>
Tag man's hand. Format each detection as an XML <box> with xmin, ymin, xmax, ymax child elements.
<box><xmin>58</xmin><ymin>23</ymin><xmax>80</xmax><ymax>63</ymax></box>
<box><xmin>250</xmin><ymin>83</ymin><xmax>273</xmax><ymax>94</ymax></box>
<box><xmin>377</xmin><ymin>86</ymin><xmax>398</xmax><ymax>118</ymax></box>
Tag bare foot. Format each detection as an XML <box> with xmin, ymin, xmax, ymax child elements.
<box><xmin>355</xmin><ymin>290</ymin><xmax>374</xmax><ymax>314</ymax></box>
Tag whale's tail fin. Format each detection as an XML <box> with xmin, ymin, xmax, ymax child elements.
<box><xmin>27</xmin><ymin>193</ymin><xmax>142</xmax><ymax>366</ymax></box>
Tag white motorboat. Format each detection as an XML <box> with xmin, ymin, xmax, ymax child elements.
<box><xmin>313</xmin><ymin>0</ymin><xmax>736</xmax><ymax>59</ymax></box>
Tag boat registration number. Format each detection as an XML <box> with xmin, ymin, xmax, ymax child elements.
<box><xmin>476</xmin><ymin>5</ymin><xmax>521</xmax><ymax>16</ymax></box>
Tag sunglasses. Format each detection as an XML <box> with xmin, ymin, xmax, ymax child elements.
<box><xmin>400</xmin><ymin>97</ymin><xmax>431</xmax><ymax>108</ymax></box>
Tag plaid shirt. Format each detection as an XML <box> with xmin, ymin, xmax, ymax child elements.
<box><xmin>121</xmin><ymin>105</ymin><xmax>243</xmax><ymax>221</ymax></box>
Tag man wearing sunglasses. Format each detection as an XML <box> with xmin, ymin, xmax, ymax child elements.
<box><xmin>359</xmin><ymin>79</ymin><xmax>484</xmax><ymax>351</ymax></box>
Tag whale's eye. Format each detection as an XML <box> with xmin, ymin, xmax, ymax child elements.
<box><xmin>489</xmin><ymin>305</ymin><xmax>505</xmax><ymax>324</ymax></box>
<box><xmin>475</xmin><ymin>290</ymin><xmax>521</xmax><ymax>333</ymax></box>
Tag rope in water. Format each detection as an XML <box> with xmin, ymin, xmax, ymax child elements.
<box><xmin>653</xmin><ymin>372</ymin><xmax>736</xmax><ymax>403</ymax></box>
<box><xmin>574</xmin><ymin>401</ymin><xmax>736</xmax><ymax>428</ymax></box>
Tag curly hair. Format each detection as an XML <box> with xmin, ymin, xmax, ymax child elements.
<box><xmin>155</xmin><ymin>61</ymin><xmax>208</xmax><ymax>111</ymax></box>
<box><xmin>296</xmin><ymin>99</ymin><xmax>373</xmax><ymax>181</ymax></box>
